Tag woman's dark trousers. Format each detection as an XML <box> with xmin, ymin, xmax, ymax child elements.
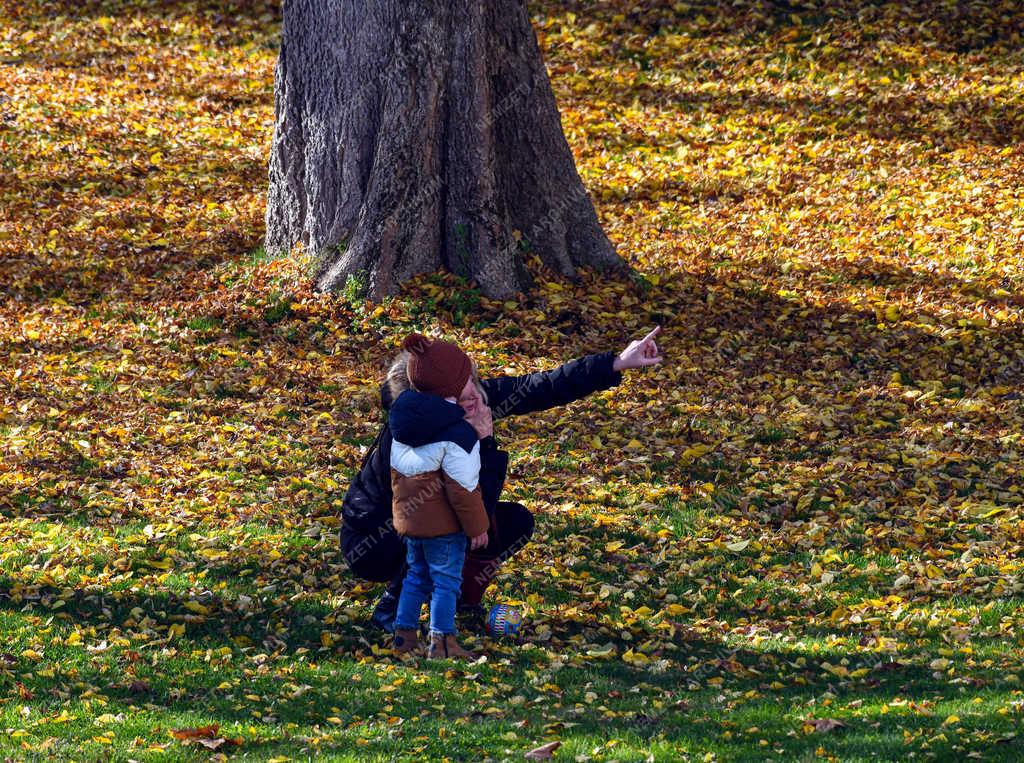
<box><xmin>341</xmin><ymin>501</ymin><xmax>535</xmax><ymax>610</ymax></box>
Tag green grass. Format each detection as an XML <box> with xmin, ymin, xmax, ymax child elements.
<box><xmin>7</xmin><ymin>450</ymin><xmax>1021</xmax><ymax>762</ymax></box>
<box><xmin>660</xmin><ymin>496</ymin><xmax>710</xmax><ymax>539</ymax></box>
<box><xmin>2</xmin><ymin>599</ymin><xmax>1022</xmax><ymax>762</ymax></box>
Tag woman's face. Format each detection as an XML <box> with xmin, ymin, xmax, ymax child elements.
<box><xmin>457</xmin><ymin>374</ymin><xmax>484</xmax><ymax>417</ymax></box>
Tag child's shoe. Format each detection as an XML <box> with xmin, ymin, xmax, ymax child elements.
<box><xmin>427</xmin><ymin>633</ymin><xmax>476</xmax><ymax>660</ymax></box>
<box><xmin>391</xmin><ymin>628</ymin><xmax>419</xmax><ymax>656</ymax></box>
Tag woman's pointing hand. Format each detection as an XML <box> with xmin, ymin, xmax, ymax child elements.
<box><xmin>612</xmin><ymin>326</ymin><xmax>664</xmax><ymax>372</ymax></box>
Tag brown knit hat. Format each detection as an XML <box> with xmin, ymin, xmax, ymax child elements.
<box><xmin>401</xmin><ymin>332</ymin><xmax>472</xmax><ymax>399</ymax></box>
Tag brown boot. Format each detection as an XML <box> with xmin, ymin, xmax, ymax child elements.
<box><xmin>391</xmin><ymin>628</ymin><xmax>419</xmax><ymax>656</ymax></box>
<box><xmin>427</xmin><ymin>633</ymin><xmax>476</xmax><ymax>661</ymax></box>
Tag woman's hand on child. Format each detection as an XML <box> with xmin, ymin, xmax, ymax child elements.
<box><xmin>469</xmin><ymin>531</ymin><xmax>489</xmax><ymax>550</ymax></box>
<box><xmin>466</xmin><ymin>405</ymin><xmax>493</xmax><ymax>439</ymax></box>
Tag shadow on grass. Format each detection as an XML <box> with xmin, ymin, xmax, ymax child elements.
<box><xmin>2</xmin><ymin>256</ymin><xmax>1022</xmax><ymax>551</ymax></box>
<box><xmin>601</xmin><ymin>81</ymin><xmax>1024</xmax><ymax>149</ymax></box>
<box><xmin>1</xmin><ymin>586</ymin><xmax>1020</xmax><ymax>762</ymax></box>
<box><xmin>0</xmin><ymin>571</ymin><xmax>368</xmax><ymax>653</ymax></box>
<box><xmin>0</xmin><ymin>193</ymin><xmax>261</xmax><ymax>309</ymax></box>
<box><xmin>8</xmin><ymin>0</ymin><xmax>280</xmax><ymax>47</ymax></box>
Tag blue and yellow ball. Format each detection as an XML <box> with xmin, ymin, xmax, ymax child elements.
<box><xmin>486</xmin><ymin>604</ymin><xmax>523</xmax><ymax>638</ymax></box>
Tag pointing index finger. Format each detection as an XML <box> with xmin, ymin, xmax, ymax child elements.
<box><xmin>642</xmin><ymin>325</ymin><xmax>662</xmax><ymax>342</ymax></box>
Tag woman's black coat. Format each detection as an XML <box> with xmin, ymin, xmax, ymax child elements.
<box><xmin>340</xmin><ymin>351</ymin><xmax>623</xmax><ymax>537</ymax></box>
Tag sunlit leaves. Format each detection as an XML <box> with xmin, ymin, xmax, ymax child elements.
<box><xmin>2</xmin><ymin>0</ymin><xmax>1024</xmax><ymax>760</ymax></box>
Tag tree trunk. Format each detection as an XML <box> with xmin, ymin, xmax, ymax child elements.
<box><xmin>264</xmin><ymin>0</ymin><xmax>627</xmax><ymax>300</ymax></box>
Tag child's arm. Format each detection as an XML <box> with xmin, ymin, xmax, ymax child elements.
<box><xmin>440</xmin><ymin>440</ymin><xmax>490</xmax><ymax>541</ymax></box>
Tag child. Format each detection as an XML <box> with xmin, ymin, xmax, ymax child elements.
<box><xmin>388</xmin><ymin>332</ymin><xmax>489</xmax><ymax>659</ymax></box>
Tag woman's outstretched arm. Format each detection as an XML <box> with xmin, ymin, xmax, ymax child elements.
<box><xmin>480</xmin><ymin>327</ymin><xmax>663</xmax><ymax>419</ymax></box>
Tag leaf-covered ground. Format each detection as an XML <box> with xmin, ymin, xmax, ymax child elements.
<box><xmin>2</xmin><ymin>0</ymin><xmax>1024</xmax><ymax>760</ymax></box>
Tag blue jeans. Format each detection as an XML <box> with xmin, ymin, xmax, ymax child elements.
<box><xmin>394</xmin><ymin>532</ymin><xmax>466</xmax><ymax>636</ymax></box>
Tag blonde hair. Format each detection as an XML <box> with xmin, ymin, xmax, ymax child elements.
<box><xmin>385</xmin><ymin>349</ymin><xmax>486</xmax><ymax>407</ymax></box>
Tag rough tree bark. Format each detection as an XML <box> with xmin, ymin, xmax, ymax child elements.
<box><xmin>264</xmin><ymin>0</ymin><xmax>627</xmax><ymax>300</ymax></box>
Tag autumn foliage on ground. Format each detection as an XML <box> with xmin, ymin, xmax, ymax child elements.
<box><xmin>2</xmin><ymin>0</ymin><xmax>1024</xmax><ymax>760</ymax></box>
